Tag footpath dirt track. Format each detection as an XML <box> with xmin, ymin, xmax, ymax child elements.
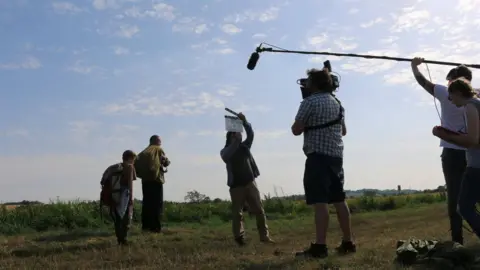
<box><xmin>0</xmin><ymin>204</ymin><xmax>470</xmax><ymax>269</ymax></box>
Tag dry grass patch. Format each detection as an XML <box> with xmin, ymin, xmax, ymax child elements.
<box><xmin>0</xmin><ymin>203</ymin><xmax>474</xmax><ymax>269</ymax></box>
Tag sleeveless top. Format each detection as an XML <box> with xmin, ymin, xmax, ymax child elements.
<box><xmin>465</xmin><ymin>98</ymin><xmax>480</xmax><ymax>168</ymax></box>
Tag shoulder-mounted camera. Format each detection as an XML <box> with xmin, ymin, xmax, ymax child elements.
<box><xmin>296</xmin><ymin>60</ymin><xmax>340</xmax><ymax>99</ymax></box>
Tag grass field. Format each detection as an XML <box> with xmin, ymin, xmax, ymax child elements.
<box><xmin>0</xmin><ymin>193</ymin><xmax>469</xmax><ymax>269</ymax></box>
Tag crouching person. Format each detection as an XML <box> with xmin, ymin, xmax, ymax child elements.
<box><xmin>220</xmin><ymin>112</ymin><xmax>274</xmax><ymax>246</ymax></box>
<box><xmin>100</xmin><ymin>150</ymin><xmax>137</xmax><ymax>246</ymax></box>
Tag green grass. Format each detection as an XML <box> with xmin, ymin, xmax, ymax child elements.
<box><xmin>0</xmin><ymin>202</ymin><xmax>468</xmax><ymax>269</ymax></box>
<box><xmin>0</xmin><ymin>192</ymin><xmax>446</xmax><ymax>235</ymax></box>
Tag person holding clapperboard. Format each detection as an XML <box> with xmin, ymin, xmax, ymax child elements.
<box><xmin>221</xmin><ymin>108</ymin><xmax>274</xmax><ymax>246</ymax></box>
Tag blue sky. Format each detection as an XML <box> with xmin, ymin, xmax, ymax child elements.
<box><xmin>1</xmin><ymin>0</ymin><xmax>480</xmax><ymax>202</ymax></box>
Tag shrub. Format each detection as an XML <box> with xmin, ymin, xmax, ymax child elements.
<box><xmin>0</xmin><ymin>193</ymin><xmax>446</xmax><ymax>235</ymax></box>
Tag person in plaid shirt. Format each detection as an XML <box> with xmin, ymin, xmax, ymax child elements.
<box><xmin>291</xmin><ymin>68</ymin><xmax>355</xmax><ymax>259</ymax></box>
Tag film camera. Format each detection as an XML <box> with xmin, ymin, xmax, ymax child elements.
<box><xmin>296</xmin><ymin>60</ymin><xmax>340</xmax><ymax>99</ymax></box>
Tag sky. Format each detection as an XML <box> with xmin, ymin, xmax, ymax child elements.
<box><xmin>1</xmin><ymin>0</ymin><xmax>480</xmax><ymax>203</ymax></box>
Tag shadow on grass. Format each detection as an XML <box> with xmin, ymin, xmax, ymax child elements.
<box><xmin>465</xmin><ymin>243</ymin><xmax>480</xmax><ymax>253</ymax></box>
<box><xmin>10</xmin><ymin>241</ymin><xmax>112</xmax><ymax>258</ymax></box>
<box><xmin>241</xmin><ymin>250</ymin><xmax>340</xmax><ymax>270</ymax></box>
<box><xmin>33</xmin><ymin>230</ymin><xmax>141</xmax><ymax>243</ymax></box>
<box><xmin>242</xmin><ymin>259</ymin><xmax>297</xmax><ymax>270</ymax></box>
<box><xmin>34</xmin><ymin>231</ymin><xmax>111</xmax><ymax>243</ymax></box>
<box><xmin>242</xmin><ymin>256</ymin><xmax>341</xmax><ymax>270</ymax></box>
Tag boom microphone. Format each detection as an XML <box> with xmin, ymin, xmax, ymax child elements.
<box><xmin>247</xmin><ymin>52</ymin><xmax>260</xmax><ymax>70</ymax></box>
<box><xmin>251</xmin><ymin>42</ymin><xmax>480</xmax><ymax>69</ymax></box>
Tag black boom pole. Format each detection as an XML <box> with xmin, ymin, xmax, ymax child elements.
<box><xmin>251</xmin><ymin>44</ymin><xmax>480</xmax><ymax>69</ymax></box>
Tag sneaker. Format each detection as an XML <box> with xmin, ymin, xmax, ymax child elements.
<box><xmin>335</xmin><ymin>240</ymin><xmax>356</xmax><ymax>255</ymax></box>
<box><xmin>295</xmin><ymin>243</ymin><xmax>328</xmax><ymax>258</ymax></box>
<box><xmin>235</xmin><ymin>236</ymin><xmax>247</xmax><ymax>246</ymax></box>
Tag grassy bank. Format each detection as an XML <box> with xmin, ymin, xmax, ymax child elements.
<box><xmin>0</xmin><ymin>192</ymin><xmax>446</xmax><ymax>235</ymax></box>
<box><xmin>0</xmin><ymin>203</ymin><xmax>461</xmax><ymax>269</ymax></box>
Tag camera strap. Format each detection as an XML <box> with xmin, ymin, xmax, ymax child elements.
<box><xmin>304</xmin><ymin>97</ymin><xmax>344</xmax><ymax>132</ymax></box>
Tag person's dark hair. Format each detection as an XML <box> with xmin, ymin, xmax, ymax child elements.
<box><xmin>122</xmin><ymin>150</ymin><xmax>136</xmax><ymax>161</ymax></box>
<box><xmin>149</xmin><ymin>135</ymin><xmax>160</xmax><ymax>145</ymax></box>
<box><xmin>448</xmin><ymin>78</ymin><xmax>476</xmax><ymax>98</ymax></box>
<box><xmin>307</xmin><ymin>68</ymin><xmax>333</xmax><ymax>92</ymax></box>
<box><xmin>446</xmin><ymin>65</ymin><xmax>472</xmax><ymax>81</ymax></box>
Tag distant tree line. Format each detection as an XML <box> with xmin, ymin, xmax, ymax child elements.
<box><xmin>2</xmin><ymin>200</ymin><xmax>43</xmax><ymax>206</ymax></box>
<box><xmin>181</xmin><ymin>187</ymin><xmax>446</xmax><ymax>204</ymax></box>
<box><xmin>2</xmin><ymin>186</ymin><xmax>447</xmax><ymax>206</ymax></box>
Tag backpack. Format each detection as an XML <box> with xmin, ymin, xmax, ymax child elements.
<box><xmin>133</xmin><ymin>156</ymin><xmax>145</xmax><ymax>179</ymax></box>
<box><xmin>134</xmin><ymin>146</ymin><xmax>165</xmax><ymax>180</ymax></box>
<box><xmin>100</xmin><ymin>163</ymin><xmax>124</xmax><ymax>214</ymax></box>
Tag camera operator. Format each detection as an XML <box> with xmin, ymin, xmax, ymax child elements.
<box><xmin>291</xmin><ymin>68</ymin><xmax>355</xmax><ymax>259</ymax></box>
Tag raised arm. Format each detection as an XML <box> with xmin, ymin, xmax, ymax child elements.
<box><xmin>233</xmin><ymin>112</ymin><xmax>254</xmax><ymax>149</ymax></box>
<box><xmin>411</xmin><ymin>57</ymin><xmax>435</xmax><ymax>96</ymax></box>
<box><xmin>242</xmin><ymin>120</ymin><xmax>254</xmax><ymax>149</ymax></box>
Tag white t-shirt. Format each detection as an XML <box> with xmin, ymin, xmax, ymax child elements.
<box><xmin>433</xmin><ymin>84</ymin><xmax>466</xmax><ymax>150</ymax></box>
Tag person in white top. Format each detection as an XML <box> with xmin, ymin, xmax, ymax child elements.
<box><xmin>411</xmin><ymin>57</ymin><xmax>473</xmax><ymax>245</ymax></box>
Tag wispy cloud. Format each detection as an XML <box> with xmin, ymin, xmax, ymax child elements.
<box><xmin>172</xmin><ymin>17</ymin><xmax>209</xmax><ymax>34</ymax></box>
<box><xmin>211</xmin><ymin>48</ymin><xmax>235</xmax><ymax>54</ymax></box>
<box><xmin>252</xmin><ymin>33</ymin><xmax>267</xmax><ymax>39</ymax></box>
<box><xmin>73</xmin><ymin>48</ymin><xmax>89</xmax><ymax>55</ymax></box>
<box><xmin>333</xmin><ymin>37</ymin><xmax>358</xmax><ymax>51</ymax></box>
<box><xmin>92</xmin><ymin>0</ymin><xmax>119</xmax><ymax>10</ymax></box>
<box><xmin>191</xmin><ymin>38</ymin><xmax>230</xmax><ymax>52</ymax></box>
<box><xmin>360</xmin><ymin>17</ymin><xmax>384</xmax><ymax>28</ymax></box>
<box><xmin>52</xmin><ymin>2</ymin><xmax>84</xmax><ymax>14</ymax></box>
<box><xmin>379</xmin><ymin>36</ymin><xmax>399</xmax><ymax>44</ymax></box>
<box><xmin>221</xmin><ymin>24</ymin><xmax>242</xmax><ymax>35</ymax></box>
<box><xmin>0</xmin><ymin>56</ymin><xmax>42</xmax><ymax>70</ymax></box>
<box><xmin>217</xmin><ymin>86</ymin><xmax>237</xmax><ymax>97</ymax></box>
<box><xmin>193</xmin><ymin>129</ymin><xmax>287</xmax><ymax>140</ymax></box>
<box><xmin>115</xmin><ymin>24</ymin><xmax>140</xmax><ymax>38</ymax></box>
<box><xmin>1</xmin><ymin>128</ymin><xmax>29</xmax><ymax>138</ymax></box>
<box><xmin>68</xmin><ymin>60</ymin><xmax>103</xmax><ymax>75</ymax></box>
<box><xmin>348</xmin><ymin>8</ymin><xmax>359</xmax><ymax>14</ymax></box>
<box><xmin>68</xmin><ymin>120</ymin><xmax>101</xmax><ymax>143</ymax></box>
<box><xmin>112</xmin><ymin>46</ymin><xmax>129</xmax><ymax>55</ymax></box>
<box><xmin>101</xmin><ymin>91</ymin><xmax>225</xmax><ymax>116</ymax></box>
<box><xmin>390</xmin><ymin>8</ymin><xmax>430</xmax><ymax>33</ymax></box>
<box><xmin>224</xmin><ymin>6</ymin><xmax>280</xmax><ymax>23</ymax></box>
<box><xmin>121</xmin><ymin>3</ymin><xmax>176</xmax><ymax>21</ymax></box>
<box><xmin>339</xmin><ymin>49</ymin><xmax>401</xmax><ymax>75</ymax></box>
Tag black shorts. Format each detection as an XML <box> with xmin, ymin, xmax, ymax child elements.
<box><xmin>303</xmin><ymin>152</ymin><xmax>346</xmax><ymax>205</ymax></box>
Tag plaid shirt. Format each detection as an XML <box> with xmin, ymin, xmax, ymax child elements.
<box><xmin>295</xmin><ymin>92</ymin><xmax>344</xmax><ymax>157</ymax></box>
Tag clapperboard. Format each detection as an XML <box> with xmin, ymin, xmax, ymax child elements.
<box><xmin>224</xmin><ymin>108</ymin><xmax>244</xmax><ymax>133</ymax></box>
